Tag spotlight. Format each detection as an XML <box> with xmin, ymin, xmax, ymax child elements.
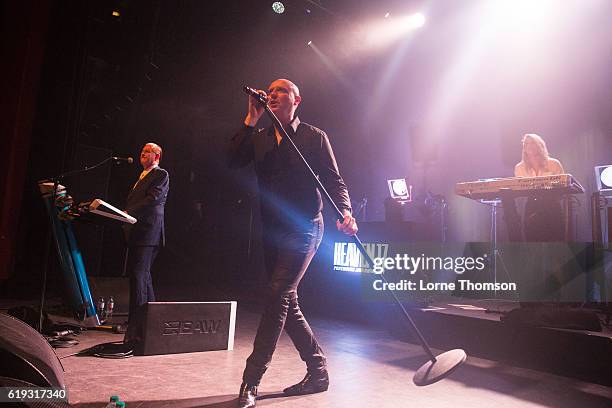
<box><xmin>272</xmin><ymin>2</ymin><xmax>285</xmax><ymax>14</ymax></box>
<box><xmin>406</xmin><ymin>12</ymin><xmax>426</xmax><ymax>28</ymax></box>
<box><xmin>384</xmin><ymin>12</ymin><xmax>390</xmax><ymax>19</ymax></box>
<box><xmin>595</xmin><ymin>165</ymin><xmax>612</xmax><ymax>193</ymax></box>
<box><xmin>387</xmin><ymin>178</ymin><xmax>413</xmax><ymax>203</ymax></box>
<box><xmin>307</xmin><ymin>40</ymin><xmax>312</xmax><ymax>46</ymax></box>
<box><xmin>111</xmin><ymin>10</ymin><xmax>121</xmax><ymax>17</ymax></box>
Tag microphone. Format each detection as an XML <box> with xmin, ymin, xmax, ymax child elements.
<box><xmin>112</xmin><ymin>156</ymin><xmax>134</xmax><ymax>164</ymax></box>
<box><xmin>243</xmin><ymin>86</ymin><xmax>268</xmax><ymax>105</ymax></box>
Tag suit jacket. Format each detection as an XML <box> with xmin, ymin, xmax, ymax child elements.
<box><xmin>123</xmin><ymin>166</ymin><xmax>169</xmax><ymax>246</ymax></box>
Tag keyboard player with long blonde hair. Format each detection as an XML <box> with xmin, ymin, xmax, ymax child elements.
<box><xmin>512</xmin><ymin>133</ymin><xmax>566</xmax><ymax>241</ymax></box>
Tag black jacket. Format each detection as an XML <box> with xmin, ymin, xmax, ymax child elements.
<box><xmin>228</xmin><ymin>117</ymin><xmax>351</xmax><ymax>230</ymax></box>
<box><xmin>123</xmin><ymin>166</ymin><xmax>169</xmax><ymax>246</ymax></box>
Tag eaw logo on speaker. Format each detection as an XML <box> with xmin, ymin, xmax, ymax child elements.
<box><xmin>162</xmin><ymin>319</ymin><xmax>222</xmax><ymax>335</ymax></box>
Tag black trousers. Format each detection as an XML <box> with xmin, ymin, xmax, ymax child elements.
<box><xmin>243</xmin><ymin>215</ymin><xmax>325</xmax><ymax>386</ymax></box>
<box><xmin>502</xmin><ymin>194</ymin><xmax>564</xmax><ymax>242</ymax></box>
<box><xmin>501</xmin><ymin>194</ymin><xmax>523</xmax><ymax>242</ymax></box>
<box><xmin>124</xmin><ymin>245</ymin><xmax>158</xmax><ymax>343</ymax></box>
<box><xmin>524</xmin><ymin>196</ymin><xmax>564</xmax><ymax>242</ymax></box>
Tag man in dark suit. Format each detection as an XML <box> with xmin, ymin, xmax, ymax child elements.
<box><xmin>123</xmin><ymin>142</ymin><xmax>169</xmax><ymax>345</ymax></box>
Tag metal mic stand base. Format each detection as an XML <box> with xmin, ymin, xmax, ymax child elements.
<box><xmin>414</xmin><ymin>349</ymin><xmax>468</xmax><ymax>386</ymax></box>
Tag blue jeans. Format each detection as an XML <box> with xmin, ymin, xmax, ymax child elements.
<box><xmin>243</xmin><ymin>214</ymin><xmax>325</xmax><ymax>385</ymax></box>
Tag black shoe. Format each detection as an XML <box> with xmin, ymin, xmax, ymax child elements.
<box><xmin>283</xmin><ymin>371</ymin><xmax>329</xmax><ymax>396</ymax></box>
<box><xmin>238</xmin><ymin>383</ymin><xmax>257</xmax><ymax>408</ymax></box>
<box><xmin>90</xmin><ymin>342</ymin><xmax>134</xmax><ymax>358</ymax></box>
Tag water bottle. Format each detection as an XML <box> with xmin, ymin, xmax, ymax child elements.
<box><xmin>97</xmin><ymin>297</ymin><xmax>105</xmax><ymax>323</ymax></box>
<box><xmin>105</xmin><ymin>395</ymin><xmax>119</xmax><ymax>407</ymax></box>
<box><xmin>106</xmin><ymin>296</ymin><xmax>115</xmax><ymax>323</ymax></box>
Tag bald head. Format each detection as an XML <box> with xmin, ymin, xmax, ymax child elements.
<box><xmin>140</xmin><ymin>142</ymin><xmax>163</xmax><ymax>170</ymax></box>
<box><xmin>274</xmin><ymin>78</ymin><xmax>299</xmax><ymax>97</ymax></box>
<box><xmin>267</xmin><ymin>79</ymin><xmax>301</xmax><ymax>127</ymax></box>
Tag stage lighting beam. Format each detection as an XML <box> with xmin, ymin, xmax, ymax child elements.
<box><xmin>407</xmin><ymin>12</ymin><xmax>426</xmax><ymax>28</ymax></box>
<box><xmin>365</xmin><ymin>12</ymin><xmax>426</xmax><ymax>48</ymax></box>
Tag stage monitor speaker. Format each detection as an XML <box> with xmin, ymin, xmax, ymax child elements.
<box><xmin>0</xmin><ymin>313</ymin><xmax>66</xmax><ymax>388</ymax></box>
<box><xmin>137</xmin><ymin>301</ymin><xmax>237</xmax><ymax>356</ymax></box>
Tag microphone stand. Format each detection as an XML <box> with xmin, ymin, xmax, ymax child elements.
<box><xmin>250</xmin><ymin>88</ymin><xmax>467</xmax><ymax>385</ymax></box>
<box><xmin>39</xmin><ymin>156</ymin><xmax>123</xmax><ymax>332</ymax></box>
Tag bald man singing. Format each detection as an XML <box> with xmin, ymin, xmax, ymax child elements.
<box><xmin>228</xmin><ymin>79</ymin><xmax>357</xmax><ymax>408</ymax></box>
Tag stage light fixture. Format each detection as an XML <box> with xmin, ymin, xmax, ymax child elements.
<box><xmin>384</xmin><ymin>12</ymin><xmax>390</xmax><ymax>19</ymax></box>
<box><xmin>595</xmin><ymin>165</ymin><xmax>612</xmax><ymax>193</ymax></box>
<box><xmin>111</xmin><ymin>10</ymin><xmax>121</xmax><ymax>17</ymax></box>
<box><xmin>387</xmin><ymin>178</ymin><xmax>413</xmax><ymax>203</ymax></box>
<box><xmin>272</xmin><ymin>2</ymin><xmax>285</xmax><ymax>14</ymax></box>
<box><xmin>307</xmin><ymin>40</ymin><xmax>312</xmax><ymax>46</ymax></box>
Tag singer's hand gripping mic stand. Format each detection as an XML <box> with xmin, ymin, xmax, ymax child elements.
<box><xmin>244</xmin><ymin>86</ymin><xmax>466</xmax><ymax>385</ymax></box>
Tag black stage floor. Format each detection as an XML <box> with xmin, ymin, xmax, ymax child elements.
<box><xmin>39</xmin><ymin>305</ymin><xmax>612</xmax><ymax>407</ymax></box>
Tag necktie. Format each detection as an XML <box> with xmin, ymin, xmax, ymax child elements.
<box><xmin>133</xmin><ymin>171</ymin><xmax>147</xmax><ymax>189</ymax></box>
